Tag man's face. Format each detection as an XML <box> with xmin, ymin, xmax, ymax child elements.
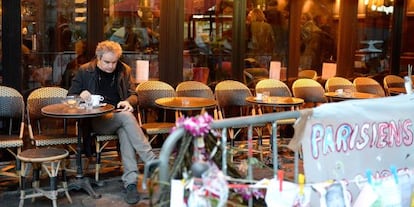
<box><xmin>97</xmin><ymin>52</ymin><xmax>118</xmax><ymax>73</ymax></box>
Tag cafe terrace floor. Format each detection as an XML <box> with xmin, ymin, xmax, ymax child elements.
<box><xmin>0</xmin><ymin>139</ymin><xmax>302</xmax><ymax>207</ymax></box>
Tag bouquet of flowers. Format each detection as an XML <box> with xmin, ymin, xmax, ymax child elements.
<box><xmin>151</xmin><ymin>112</ymin><xmax>266</xmax><ymax>207</ymax></box>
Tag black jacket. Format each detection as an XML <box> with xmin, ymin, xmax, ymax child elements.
<box><xmin>68</xmin><ymin>58</ymin><xmax>138</xmax><ymax>106</ymax></box>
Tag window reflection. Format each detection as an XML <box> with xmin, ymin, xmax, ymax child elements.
<box><xmin>104</xmin><ymin>0</ymin><xmax>160</xmax><ymax>81</ymax></box>
<box><xmin>184</xmin><ymin>0</ymin><xmax>232</xmax><ymax>82</ymax></box>
<box><xmin>299</xmin><ymin>0</ymin><xmax>337</xmax><ymax>75</ymax></box>
<box><xmin>355</xmin><ymin>0</ymin><xmax>393</xmax><ymax>75</ymax></box>
<box><xmin>20</xmin><ymin>0</ymin><xmax>87</xmax><ymax>90</ymax></box>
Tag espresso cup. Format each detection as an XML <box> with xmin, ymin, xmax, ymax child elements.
<box><xmin>91</xmin><ymin>95</ymin><xmax>104</xmax><ymax>106</ymax></box>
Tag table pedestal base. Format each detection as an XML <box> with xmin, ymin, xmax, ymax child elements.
<box><xmin>68</xmin><ymin>177</ymin><xmax>101</xmax><ymax>199</ymax></box>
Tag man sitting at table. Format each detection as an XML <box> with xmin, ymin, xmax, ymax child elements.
<box><xmin>68</xmin><ymin>40</ymin><xmax>156</xmax><ymax>204</ymax></box>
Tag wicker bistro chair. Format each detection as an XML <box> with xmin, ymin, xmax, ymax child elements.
<box><xmin>255</xmin><ymin>78</ymin><xmax>294</xmax><ymax>113</ymax></box>
<box><xmin>383</xmin><ymin>74</ymin><xmax>405</xmax><ymax>96</ymax></box>
<box><xmin>136</xmin><ymin>81</ymin><xmax>177</xmax><ymax>146</ymax></box>
<box><xmin>253</xmin><ymin>78</ymin><xmax>299</xmax><ymax>154</ymax></box>
<box><xmin>255</xmin><ymin>79</ymin><xmax>292</xmax><ymax>97</ymax></box>
<box><xmin>214</xmin><ymin>80</ymin><xmax>266</xmax><ymax>161</ymax></box>
<box><xmin>292</xmin><ymin>78</ymin><xmax>327</xmax><ymax>108</ymax></box>
<box><xmin>353</xmin><ymin>77</ymin><xmax>386</xmax><ymax>97</ymax></box>
<box><xmin>324</xmin><ymin>77</ymin><xmax>356</xmax><ymax>93</ymax></box>
<box><xmin>176</xmin><ymin>81</ymin><xmax>216</xmax><ymax>118</ymax></box>
<box><xmin>176</xmin><ymin>81</ymin><xmax>215</xmax><ymax>99</ymax></box>
<box><xmin>26</xmin><ymin>87</ymin><xmax>78</xmax><ymax>148</ymax></box>
<box><xmin>0</xmin><ymin>86</ymin><xmax>25</xmax><ymax>178</ymax></box>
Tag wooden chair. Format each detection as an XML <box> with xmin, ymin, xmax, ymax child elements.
<box><xmin>324</xmin><ymin>77</ymin><xmax>356</xmax><ymax>92</ymax></box>
<box><xmin>292</xmin><ymin>78</ymin><xmax>327</xmax><ymax>108</ymax></box>
<box><xmin>353</xmin><ymin>77</ymin><xmax>386</xmax><ymax>97</ymax></box>
<box><xmin>136</xmin><ymin>81</ymin><xmax>177</xmax><ymax>146</ymax></box>
<box><xmin>0</xmin><ymin>86</ymin><xmax>25</xmax><ymax>178</ymax></box>
<box><xmin>383</xmin><ymin>74</ymin><xmax>404</xmax><ymax>96</ymax></box>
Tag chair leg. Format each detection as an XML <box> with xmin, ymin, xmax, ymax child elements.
<box><xmin>19</xmin><ymin>162</ymin><xmax>29</xmax><ymax>207</ymax></box>
<box><xmin>95</xmin><ymin>141</ymin><xmax>101</xmax><ymax>182</ymax></box>
<box><xmin>61</xmin><ymin>168</ymin><xmax>72</xmax><ymax>203</ymax></box>
<box><xmin>32</xmin><ymin>163</ymin><xmax>41</xmax><ymax>203</ymax></box>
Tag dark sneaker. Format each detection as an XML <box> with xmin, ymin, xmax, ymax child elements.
<box><xmin>125</xmin><ymin>184</ymin><xmax>140</xmax><ymax>204</ymax></box>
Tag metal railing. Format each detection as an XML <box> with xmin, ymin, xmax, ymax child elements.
<box><xmin>143</xmin><ymin>110</ymin><xmax>302</xmax><ymax>204</ymax></box>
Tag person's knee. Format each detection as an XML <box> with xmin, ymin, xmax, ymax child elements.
<box><xmin>116</xmin><ymin>111</ymin><xmax>138</xmax><ymax>124</ymax></box>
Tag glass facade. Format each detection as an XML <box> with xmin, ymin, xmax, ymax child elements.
<box><xmin>20</xmin><ymin>0</ymin><xmax>87</xmax><ymax>90</ymax></box>
<box><xmin>0</xmin><ymin>0</ymin><xmax>413</xmax><ymax>91</ymax></box>
<box><xmin>103</xmin><ymin>0</ymin><xmax>160</xmax><ymax>82</ymax></box>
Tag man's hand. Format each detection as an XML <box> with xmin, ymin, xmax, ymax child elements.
<box><xmin>80</xmin><ymin>90</ymin><xmax>92</xmax><ymax>101</ymax></box>
<box><xmin>117</xmin><ymin>101</ymin><xmax>134</xmax><ymax>112</ymax></box>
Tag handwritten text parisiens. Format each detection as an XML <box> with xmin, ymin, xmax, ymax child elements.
<box><xmin>310</xmin><ymin>119</ymin><xmax>413</xmax><ymax>159</ymax></box>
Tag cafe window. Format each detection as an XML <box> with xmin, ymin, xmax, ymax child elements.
<box><xmin>184</xmin><ymin>0</ymin><xmax>291</xmax><ymax>83</ymax></box>
<box><xmin>354</xmin><ymin>0</ymin><xmax>394</xmax><ymax>75</ymax></box>
<box><xmin>298</xmin><ymin>0</ymin><xmax>337</xmax><ymax>75</ymax></box>
<box><xmin>184</xmin><ymin>0</ymin><xmax>232</xmax><ymax>83</ymax></box>
<box><xmin>245</xmin><ymin>0</ymin><xmax>290</xmax><ymax>69</ymax></box>
<box><xmin>21</xmin><ymin>0</ymin><xmax>87</xmax><ymax>90</ymax></box>
<box><xmin>103</xmin><ymin>0</ymin><xmax>160</xmax><ymax>82</ymax></box>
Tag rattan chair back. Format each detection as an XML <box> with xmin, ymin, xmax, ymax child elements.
<box><xmin>292</xmin><ymin>78</ymin><xmax>327</xmax><ymax>107</ymax></box>
<box><xmin>353</xmin><ymin>77</ymin><xmax>386</xmax><ymax>97</ymax></box>
<box><xmin>383</xmin><ymin>75</ymin><xmax>404</xmax><ymax>96</ymax></box>
<box><xmin>26</xmin><ymin>87</ymin><xmax>78</xmax><ymax>147</ymax></box>
<box><xmin>255</xmin><ymin>79</ymin><xmax>292</xmax><ymax>97</ymax></box>
<box><xmin>325</xmin><ymin>77</ymin><xmax>356</xmax><ymax>92</ymax></box>
<box><xmin>136</xmin><ymin>81</ymin><xmax>177</xmax><ymax>109</ymax></box>
<box><xmin>176</xmin><ymin>81</ymin><xmax>214</xmax><ymax>99</ymax></box>
<box><xmin>0</xmin><ymin>86</ymin><xmax>25</xmax><ymax>178</ymax></box>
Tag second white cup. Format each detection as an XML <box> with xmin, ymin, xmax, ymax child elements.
<box><xmin>91</xmin><ymin>95</ymin><xmax>104</xmax><ymax>106</ymax></box>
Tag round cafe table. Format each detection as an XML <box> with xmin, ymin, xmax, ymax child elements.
<box><xmin>155</xmin><ymin>97</ymin><xmax>217</xmax><ymax>118</ymax></box>
<box><xmin>245</xmin><ymin>96</ymin><xmax>304</xmax><ymax>110</ymax></box>
<box><xmin>41</xmin><ymin>103</ymin><xmax>114</xmax><ymax>199</ymax></box>
<box><xmin>155</xmin><ymin>97</ymin><xmax>216</xmax><ymax>111</ymax></box>
<box><xmin>324</xmin><ymin>91</ymin><xmax>380</xmax><ymax>102</ymax></box>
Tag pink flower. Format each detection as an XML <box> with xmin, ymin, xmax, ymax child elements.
<box><xmin>172</xmin><ymin>112</ymin><xmax>214</xmax><ymax>137</ymax></box>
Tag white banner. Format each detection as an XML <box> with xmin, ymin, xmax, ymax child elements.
<box><xmin>290</xmin><ymin>94</ymin><xmax>414</xmax><ymax>205</ymax></box>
